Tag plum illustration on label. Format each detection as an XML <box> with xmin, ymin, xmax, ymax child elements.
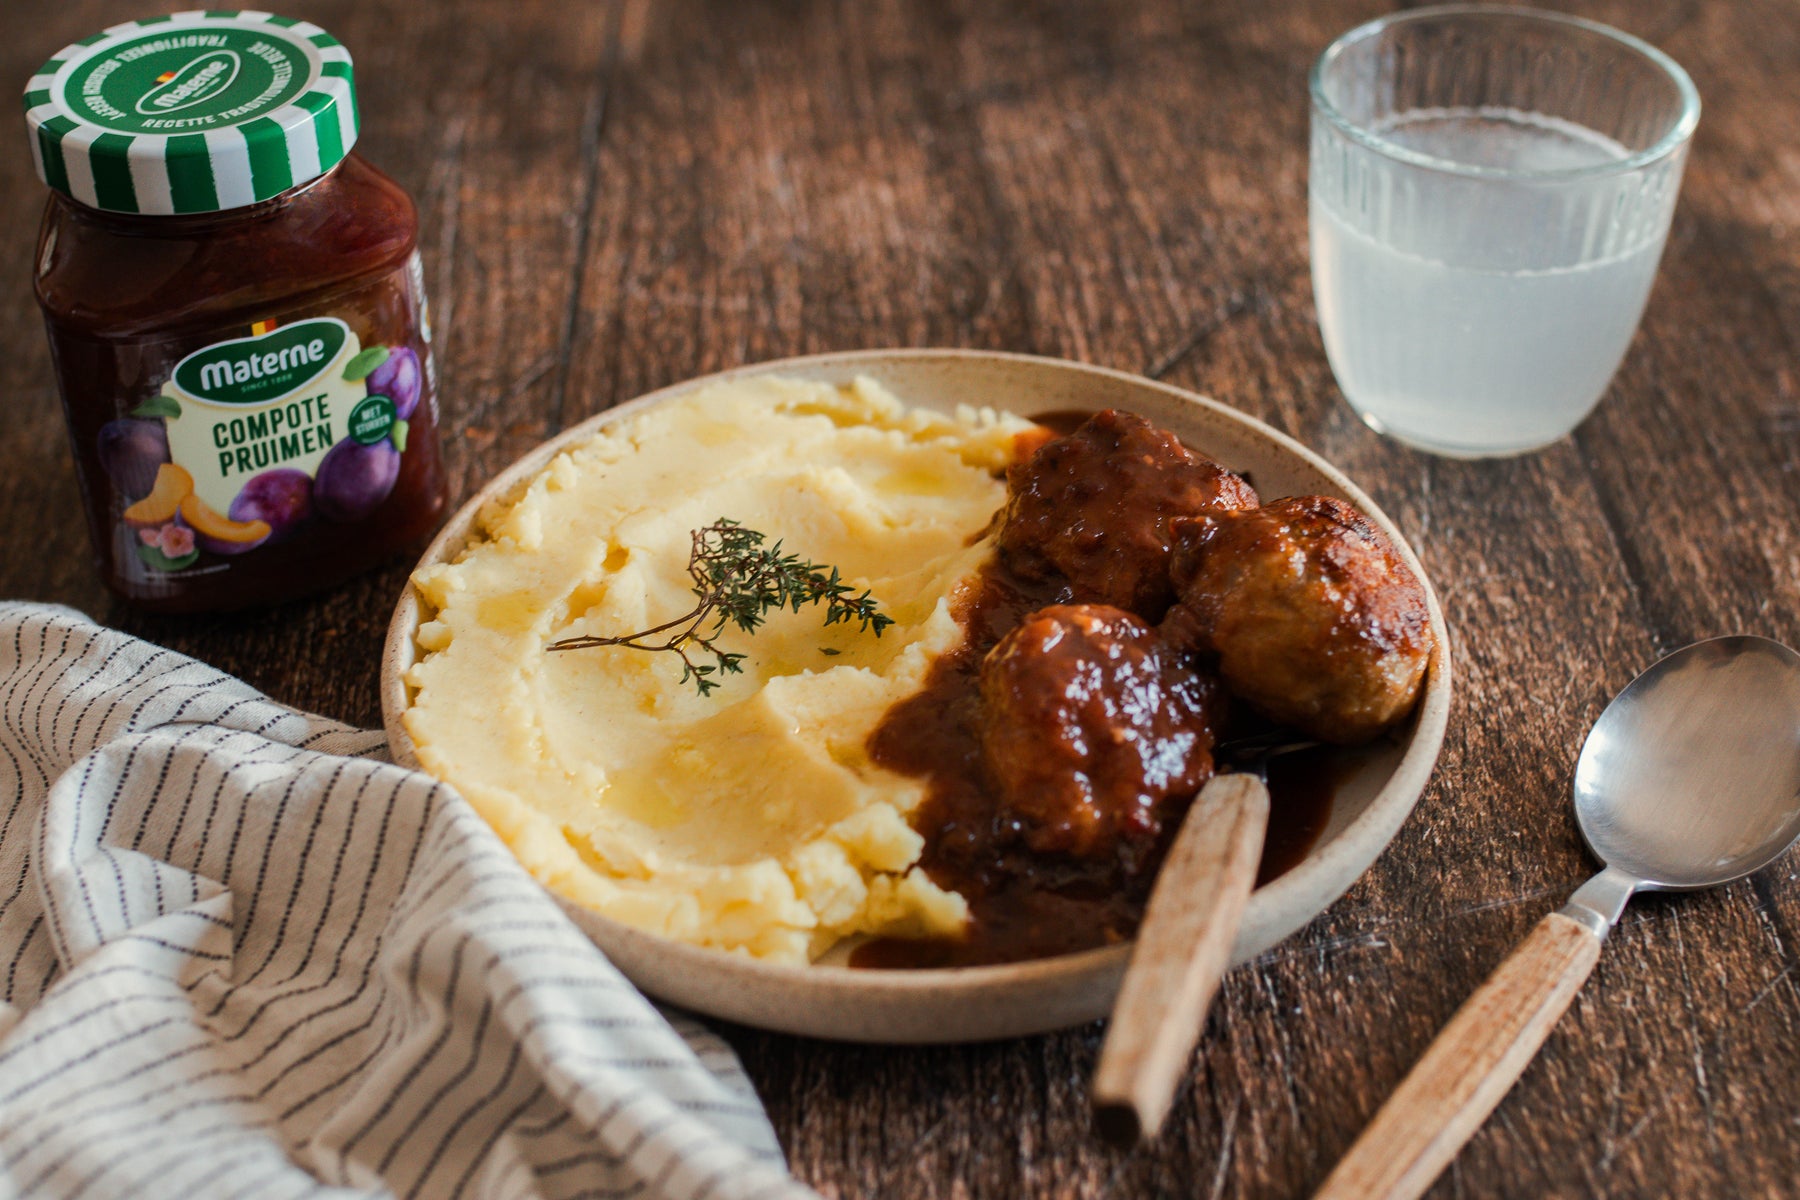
<box><xmin>98</xmin><ymin>316</ymin><xmax>423</xmax><ymax>574</ymax></box>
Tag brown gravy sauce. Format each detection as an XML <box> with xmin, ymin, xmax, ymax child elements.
<box><xmin>853</xmin><ymin>422</ymin><xmax>1343</xmax><ymax>969</ymax></box>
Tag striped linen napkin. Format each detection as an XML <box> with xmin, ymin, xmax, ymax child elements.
<box><xmin>0</xmin><ymin>602</ymin><xmax>817</xmax><ymax>1200</ymax></box>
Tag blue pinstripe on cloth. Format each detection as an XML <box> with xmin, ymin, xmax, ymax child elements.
<box><xmin>0</xmin><ymin>603</ymin><xmax>817</xmax><ymax>1200</ymax></box>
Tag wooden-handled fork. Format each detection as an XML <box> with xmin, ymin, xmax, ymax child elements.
<box><xmin>1091</xmin><ymin>772</ymin><xmax>1270</xmax><ymax>1145</ymax></box>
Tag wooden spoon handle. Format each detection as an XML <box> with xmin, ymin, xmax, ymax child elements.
<box><xmin>1092</xmin><ymin>772</ymin><xmax>1270</xmax><ymax>1145</ymax></box>
<box><xmin>1313</xmin><ymin>911</ymin><xmax>1604</xmax><ymax>1200</ymax></box>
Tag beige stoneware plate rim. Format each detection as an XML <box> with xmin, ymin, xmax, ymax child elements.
<box><xmin>381</xmin><ymin>348</ymin><xmax>1452</xmax><ymax>1043</ymax></box>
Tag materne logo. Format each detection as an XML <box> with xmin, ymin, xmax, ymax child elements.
<box><xmin>134</xmin><ymin>50</ymin><xmax>242</xmax><ymax>115</ymax></box>
<box><xmin>173</xmin><ymin>319</ymin><xmax>350</xmax><ymax>406</ymax></box>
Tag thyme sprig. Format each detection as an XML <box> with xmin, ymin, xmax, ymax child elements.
<box><xmin>546</xmin><ymin>519</ymin><xmax>894</xmax><ymax>696</ymax></box>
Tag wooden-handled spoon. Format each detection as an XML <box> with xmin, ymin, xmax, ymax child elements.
<box><xmin>1314</xmin><ymin>636</ymin><xmax>1800</xmax><ymax>1199</ymax></box>
<box><xmin>1091</xmin><ymin>772</ymin><xmax>1270</xmax><ymax>1146</ymax></box>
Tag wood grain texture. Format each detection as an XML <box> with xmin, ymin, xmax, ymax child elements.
<box><xmin>1314</xmin><ymin>912</ymin><xmax>1605</xmax><ymax>1200</ymax></box>
<box><xmin>2</xmin><ymin>0</ymin><xmax>1798</xmax><ymax>1196</ymax></box>
<box><xmin>1094</xmin><ymin>774</ymin><xmax>1269</xmax><ymax>1146</ymax></box>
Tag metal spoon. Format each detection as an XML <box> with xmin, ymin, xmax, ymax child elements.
<box><xmin>1315</xmin><ymin>635</ymin><xmax>1800</xmax><ymax>1200</ymax></box>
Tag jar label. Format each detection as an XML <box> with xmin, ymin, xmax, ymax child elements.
<box><xmin>102</xmin><ymin>311</ymin><xmax>427</xmax><ymax>574</ymax></box>
<box><xmin>160</xmin><ymin>317</ymin><xmax>371</xmax><ymax>515</ymax></box>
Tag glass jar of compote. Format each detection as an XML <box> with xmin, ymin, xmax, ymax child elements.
<box><xmin>26</xmin><ymin>10</ymin><xmax>447</xmax><ymax>612</ymax></box>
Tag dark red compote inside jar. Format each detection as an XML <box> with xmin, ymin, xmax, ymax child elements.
<box><xmin>26</xmin><ymin>11</ymin><xmax>447</xmax><ymax>612</ymax></box>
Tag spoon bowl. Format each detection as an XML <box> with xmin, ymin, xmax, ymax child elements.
<box><xmin>1575</xmin><ymin>635</ymin><xmax>1800</xmax><ymax>890</ymax></box>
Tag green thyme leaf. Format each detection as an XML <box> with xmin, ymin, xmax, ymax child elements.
<box><xmin>545</xmin><ymin>519</ymin><xmax>894</xmax><ymax>697</ymax></box>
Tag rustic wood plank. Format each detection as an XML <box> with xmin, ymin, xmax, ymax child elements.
<box><xmin>562</xmin><ymin>0</ymin><xmax>1038</xmax><ymax>412</ymax></box>
<box><xmin>0</xmin><ymin>3</ymin><xmax>123</xmax><ymax>622</ymax></box>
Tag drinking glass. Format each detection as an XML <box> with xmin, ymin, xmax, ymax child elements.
<box><xmin>1309</xmin><ymin>6</ymin><xmax>1700</xmax><ymax>458</ymax></box>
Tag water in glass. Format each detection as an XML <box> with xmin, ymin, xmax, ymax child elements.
<box><xmin>1312</xmin><ymin>109</ymin><xmax>1665</xmax><ymax>457</ymax></box>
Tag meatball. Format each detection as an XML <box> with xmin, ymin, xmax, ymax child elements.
<box><xmin>998</xmin><ymin>409</ymin><xmax>1258</xmax><ymax>620</ymax></box>
<box><xmin>979</xmin><ymin>604</ymin><xmax>1224</xmax><ymax>866</ymax></box>
<box><xmin>1165</xmin><ymin>495</ymin><xmax>1434</xmax><ymax>744</ymax></box>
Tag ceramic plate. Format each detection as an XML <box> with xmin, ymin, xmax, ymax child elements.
<box><xmin>381</xmin><ymin>349</ymin><xmax>1451</xmax><ymax>1043</ymax></box>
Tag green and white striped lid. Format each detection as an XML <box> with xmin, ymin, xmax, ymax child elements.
<box><xmin>23</xmin><ymin>10</ymin><xmax>358</xmax><ymax>215</ymax></box>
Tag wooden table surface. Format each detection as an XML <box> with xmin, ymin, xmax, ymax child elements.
<box><xmin>6</xmin><ymin>1</ymin><xmax>1798</xmax><ymax>1196</ymax></box>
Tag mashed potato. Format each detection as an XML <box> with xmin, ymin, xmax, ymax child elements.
<box><xmin>404</xmin><ymin>376</ymin><xmax>1033</xmax><ymax>963</ymax></box>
